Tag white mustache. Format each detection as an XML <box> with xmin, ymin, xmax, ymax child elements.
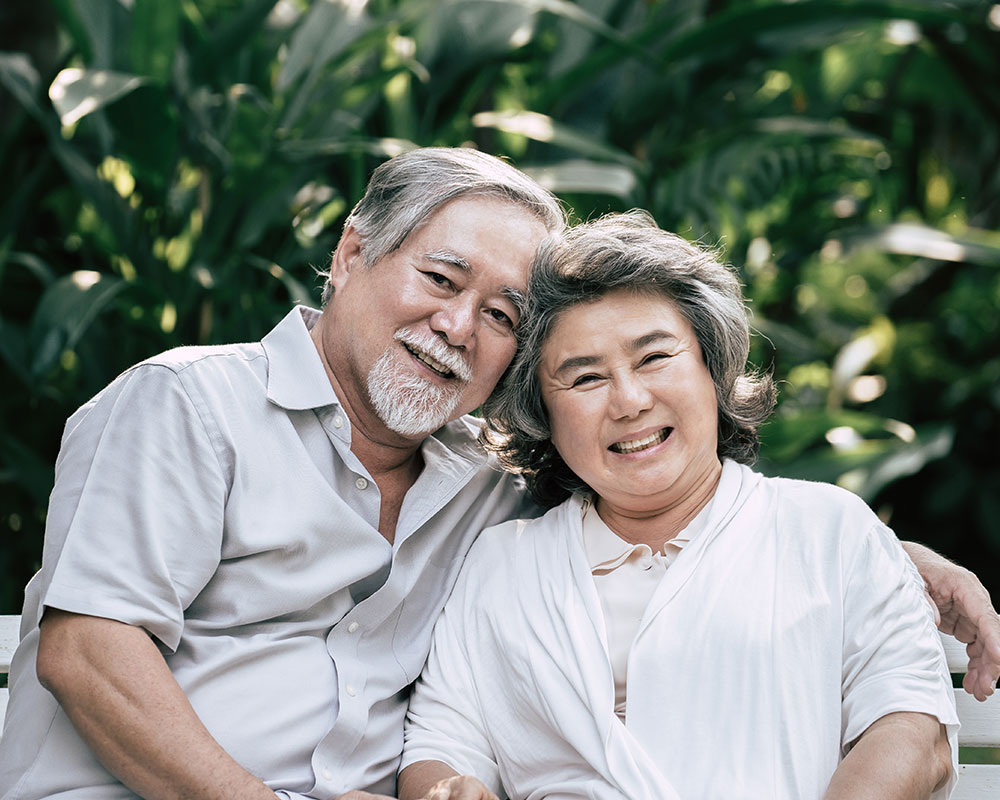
<box><xmin>395</xmin><ymin>329</ymin><xmax>473</xmax><ymax>383</ymax></box>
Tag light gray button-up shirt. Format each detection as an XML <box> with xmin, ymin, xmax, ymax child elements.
<box><xmin>0</xmin><ymin>306</ymin><xmax>535</xmax><ymax>799</ymax></box>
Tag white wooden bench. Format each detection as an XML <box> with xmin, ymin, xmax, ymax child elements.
<box><xmin>1</xmin><ymin>614</ymin><xmax>18</xmax><ymax>732</ymax></box>
<box><xmin>940</xmin><ymin>633</ymin><xmax>1000</xmax><ymax>798</ymax></box>
<box><xmin>0</xmin><ymin>614</ymin><xmax>996</xmax><ymax>794</ymax></box>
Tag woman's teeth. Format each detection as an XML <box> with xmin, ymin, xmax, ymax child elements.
<box><xmin>610</xmin><ymin>428</ymin><xmax>669</xmax><ymax>454</ymax></box>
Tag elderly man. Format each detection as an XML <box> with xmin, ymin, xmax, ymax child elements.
<box><xmin>0</xmin><ymin>147</ymin><xmax>996</xmax><ymax>800</ymax></box>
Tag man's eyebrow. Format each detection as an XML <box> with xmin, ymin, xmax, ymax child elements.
<box><xmin>423</xmin><ymin>250</ymin><xmax>471</xmax><ymax>272</ymax></box>
<box><xmin>501</xmin><ymin>286</ymin><xmax>527</xmax><ymax>317</ymax></box>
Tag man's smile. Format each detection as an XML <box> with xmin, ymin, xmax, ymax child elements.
<box><xmin>395</xmin><ymin>329</ymin><xmax>473</xmax><ymax>383</ymax></box>
<box><xmin>403</xmin><ymin>341</ymin><xmax>455</xmax><ymax>378</ymax></box>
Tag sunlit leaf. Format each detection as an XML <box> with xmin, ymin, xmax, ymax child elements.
<box><xmin>761</xmin><ymin>422</ymin><xmax>954</xmax><ymax>501</ymax></box>
<box><xmin>761</xmin><ymin>409</ymin><xmax>892</xmax><ymax>462</ymax></box>
<box><xmin>279</xmin><ymin>136</ymin><xmax>417</xmax><ymax>160</ymax></box>
<box><xmin>754</xmin><ymin>117</ymin><xmax>883</xmax><ymax>146</ymax></box>
<box><xmin>842</xmin><ymin>223</ymin><xmax>1000</xmax><ymax>266</ymax></box>
<box><xmin>49</xmin><ymin>68</ymin><xmax>149</xmax><ymax>126</ymax></box>
<box><xmin>472</xmin><ymin>110</ymin><xmax>642</xmax><ymax>170</ymax></box>
<box><xmin>522</xmin><ymin>159</ymin><xmax>638</xmax><ymax>199</ymax></box>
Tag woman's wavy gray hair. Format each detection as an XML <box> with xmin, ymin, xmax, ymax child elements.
<box><xmin>321</xmin><ymin>147</ymin><xmax>566</xmax><ymax>305</ymax></box>
<box><xmin>480</xmin><ymin>210</ymin><xmax>776</xmax><ymax>508</ymax></box>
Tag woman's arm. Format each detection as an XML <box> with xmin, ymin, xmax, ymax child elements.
<box><xmin>823</xmin><ymin>712</ymin><xmax>951</xmax><ymax>800</ymax></box>
<box><xmin>398</xmin><ymin>762</ymin><xmax>498</xmax><ymax>800</ymax></box>
<box><xmin>902</xmin><ymin>541</ymin><xmax>1000</xmax><ymax>700</ymax></box>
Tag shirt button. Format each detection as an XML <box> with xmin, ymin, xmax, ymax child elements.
<box><xmin>347</xmin><ymin>622</ymin><xmax>359</xmax><ymax>633</ymax></box>
<box><xmin>355</xmin><ymin>477</ymin><xmax>368</xmax><ymax>490</ymax></box>
<box><xmin>333</xmin><ymin>415</ymin><xmax>343</xmax><ymax>428</ymax></box>
<box><xmin>346</xmin><ymin>685</ymin><xmax>357</xmax><ymax>697</ymax></box>
<box><xmin>322</xmin><ymin>767</ymin><xmax>333</xmax><ymax>780</ymax></box>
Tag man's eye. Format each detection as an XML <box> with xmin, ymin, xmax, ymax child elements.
<box><xmin>487</xmin><ymin>308</ymin><xmax>514</xmax><ymax>327</ymax></box>
<box><xmin>571</xmin><ymin>374</ymin><xmax>600</xmax><ymax>387</ymax></box>
<box><xmin>642</xmin><ymin>353</ymin><xmax>669</xmax><ymax>366</ymax></box>
<box><xmin>424</xmin><ymin>271</ymin><xmax>454</xmax><ymax>289</ymax></box>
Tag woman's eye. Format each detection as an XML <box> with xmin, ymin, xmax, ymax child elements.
<box><xmin>571</xmin><ymin>374</ymin><xmax>600</xmax><ymax>387</ymax></box>
<box><xmin>642</xmin><ymin>353</ymin><xmax>669</xmax><ymax>366</ymax></box>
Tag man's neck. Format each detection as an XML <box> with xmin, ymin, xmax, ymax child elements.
<box><xmin>309</xmin><ymin>315</ymin><xmax>426</xmax><ymax>543</ymax></box>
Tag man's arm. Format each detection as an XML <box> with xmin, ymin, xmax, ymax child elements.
<box><xmin>398</xmin><ymin>762</ymin><xmax>497</xmax><ymax>800</ymax></box>
<box><xmin>823</xmin><ymin>712</ymin><xmax>951</xmax><ymax>800</ymax></box>
<box><xmin>901</xmin><ymin>541</ymin><xmax>1000</xmax><ymax>700</ymax></box>
<box><xmin>37</xmin><ymin>609</ymin><xmax>278</xmax><ymax>800</ymax></box>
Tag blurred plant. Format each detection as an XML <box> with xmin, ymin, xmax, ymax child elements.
<box><xmin>1</xmin><ymin>0</ymin><xmax>998</xmax><ymax>611</ymax></box>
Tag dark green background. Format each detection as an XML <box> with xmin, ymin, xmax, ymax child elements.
<box><xmin>2</xmin><ymin>0</ymin><xmax>999</xmax><ymax>614</ymax></box>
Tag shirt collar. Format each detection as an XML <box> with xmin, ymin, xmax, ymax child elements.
<box><xmin>581</xmin><ymin>492</ymin><xmax>714</xmax><ymax>572</ymax></box>
<box><xmin>261</xmin><ymin>306</ymin><xmax>339</xmax><ymax>411</ymax></box>
<box><xmin>261</xmin><ymin>306</ymin><xmax>490</xmax><ymax>464</ymax></box>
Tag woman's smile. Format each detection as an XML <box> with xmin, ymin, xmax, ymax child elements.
<box><xmin>608</xmin><ymin>426</ymin><xmax>672</xmax><ymax>455</ymax></box>
<box><xmin>538</xmin><ymin>289</ymin><xmax>722</xmax><ymax>516</ymax></box>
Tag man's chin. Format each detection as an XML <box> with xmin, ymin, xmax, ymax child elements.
<box><xmin>376</xmin><ymin>395</ymin><xmax>464</xmax><ymax>439</ymax></box>
<box><xmin>366</xmin><ymin>352</ymin><xmax>473</xmax><ymax>438</ymax></box>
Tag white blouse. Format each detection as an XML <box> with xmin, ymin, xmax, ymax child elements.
<box><xmin>581</xmin><ymin>497</ymin><xmax>712</xmax><ymax>720</ymax></box>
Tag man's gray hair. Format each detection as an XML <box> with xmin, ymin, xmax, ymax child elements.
<box><xmin>321</xmin><ymin>147</ymin><xmax>566</xmax><ymax>305</ymax></box>
<box><xmin>480</xmin><ymin>210</ymin><xmax>776</xmax><ymax>508</ymax></box>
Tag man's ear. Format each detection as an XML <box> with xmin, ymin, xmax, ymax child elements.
<box><xmin>328</xmin><ymin>225</ymin><xmax>365</xmax><ymax>293</ymax></box>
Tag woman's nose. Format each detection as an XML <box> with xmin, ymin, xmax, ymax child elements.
<box><xmin>609</xmin><ymin>374</ymin><xmax>654</xmax><ymax>419</ymax></box>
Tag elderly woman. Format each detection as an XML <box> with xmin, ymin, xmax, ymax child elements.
<box><xmin>397</xmin><ymin>211</ymin><xmax>959</xmax><ymax>800</ymax></box>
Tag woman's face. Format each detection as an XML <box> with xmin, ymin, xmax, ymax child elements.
<box><xmin>538</xmin><ymin>289</ymin><xmax>721</xmax><ymax>514</ymax></box>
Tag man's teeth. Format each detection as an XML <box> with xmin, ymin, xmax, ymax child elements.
<box><xmin>610</xmin><ymin>429</ymin><xmax>668</xmax><ymax>454</ymax></box>
<box><xmin>407</xmin><ymin>345</ymin><xmax>453</xmax><ymax>377</ymax></box>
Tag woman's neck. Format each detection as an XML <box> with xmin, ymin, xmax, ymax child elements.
<box><xmin>595</xmin><ymin>460</ymin><xmax>723</xmax><ymax>552</ymax></box>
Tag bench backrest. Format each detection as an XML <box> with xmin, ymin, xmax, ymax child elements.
<box><xmin>939</xmin><ymin>633</ymin><xmax>1000</xmax><ymax>799</ymax></box>
<box><xmin>0</xmin><ymin>615</ymin><xmax>996</xmax><ymax>795</ymax></box>
<box><xmin>1</xmin><ymin>614</ymin><xmax>17</xmax><ymax>732</ymax></box>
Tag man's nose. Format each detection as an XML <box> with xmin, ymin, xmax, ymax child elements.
<box><xmin>431</xmin><ymin>297</ymin><xmax>477</xmax><ymax>348</ymax></box>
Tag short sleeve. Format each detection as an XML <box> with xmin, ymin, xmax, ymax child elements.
<box><xmin>841</xmin><ymin>523</ymin><xmax>959</xmax><ymax>797</ymax></box>
<box><xmin>403</xmin><ymin>572</ymin><xmax>504</xmax><ymax>796</ymax></box>
<box><xmin>39</xmin><ymin>363</ymin><xmax>228</xmax><ymax>651</ymax></box>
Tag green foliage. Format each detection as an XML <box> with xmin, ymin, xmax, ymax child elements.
<box><xmin>2</xmin><ymin>0</ymin><xmax>999</xmax><ymax>612</ymax></box>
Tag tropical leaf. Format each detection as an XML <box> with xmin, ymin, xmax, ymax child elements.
<box><xmin>49</xmin><ymin>68</ymin><xmax>149</xmax><ymax>126</ymax></box>
<box><xmin>28</xmin><ymin>272</ymin><xmax>127</xmax><ymax>379</ymax></box>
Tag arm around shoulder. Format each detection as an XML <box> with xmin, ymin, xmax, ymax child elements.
<box><xmin>900</xmin><ymin>540</ymin><xmax>1000</xmax><ymax>700</ymax></box>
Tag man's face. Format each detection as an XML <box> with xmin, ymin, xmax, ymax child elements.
<box><xmin>327</xmin><ymin>195</ymin><xmax>549</xmax><ymax>440</ymax></box>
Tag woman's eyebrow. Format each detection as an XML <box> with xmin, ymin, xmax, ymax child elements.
<box><xmin>552</xmin><ymin>354</ymin><xmax>602</xmax><ymax>377</ymax></box>
<box><xmin>551</xmin><ymin>331</ymin><xmax>678</xmax><ymax>376</ymax></box>
<box><xmin>629</xmin><ymin>331</ymin><xmax>677</xmax><ymax>351</ymax></box>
